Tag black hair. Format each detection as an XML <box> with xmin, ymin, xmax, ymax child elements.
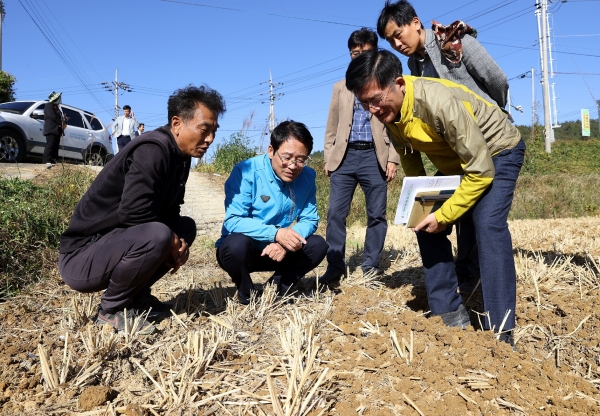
<box><xmin>167</xmin><ymin>84</ymin><xmax>226</xmax><ymax>126</ymax></box>
<box><xmin>139</xmin><ymin>123</ymin><xmax>145</xmax><ymax>127</ymax></box>
<box><xmin>271</xmin><ymin>120</ymin><xmax>313</xmax><ymax>154</ymax></box>
<box><xmin>123</xmin><ymin>105</ymin><xmax>131</xmax><ymax>111</ymax></box>
<box><xmin>348</xmin><ymin>27</ymin><xmax>378</xmax><ymax>51</ymax></box>
<box><xmin>346</xmin><ymin>49</ymin><xmax>403</xmax><ymax>95</ymax></box>
<box><xmin>376</xmin><ymin>0</ymin><xmax>421</xmax><ymax>39</ymax></box>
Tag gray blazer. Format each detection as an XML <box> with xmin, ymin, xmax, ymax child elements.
<box><xmin>324</xmin><ymin>80</ymin><xmax>399</xmax><ymax>172</ymax></box>
<box><xmin>408</xmin><ymin>29</ymin><xmax>508</xmax><ymax>108</ymax></box>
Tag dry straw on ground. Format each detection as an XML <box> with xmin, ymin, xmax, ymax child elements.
<box><xmin>0</xmin><ymin>218</ymin><xmax>600</xmax><ymax>414</ymax></box>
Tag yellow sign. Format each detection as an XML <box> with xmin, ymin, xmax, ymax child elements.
<box><xmin>582</xmin><ymin>109</ymin><xmax>590</xmax><ymax>136</ymax></box>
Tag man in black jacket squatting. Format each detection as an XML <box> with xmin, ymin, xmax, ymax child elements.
<box><xmin>58</xmin><ymin>85</ymin><xmax>225</xmax><ymax>334</ymax></box>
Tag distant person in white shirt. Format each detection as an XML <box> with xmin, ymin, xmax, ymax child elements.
<box><xmin>112</xmin><ymin>105</ymin><xmax>139</xmax><ymax>150</ymax></box>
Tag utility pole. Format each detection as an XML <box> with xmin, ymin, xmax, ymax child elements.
<box><xmin>262</xmin><ymin>71</ymin><xmax>283</xmax><ymax>134</ymax></box>
<box><xmin>531</xmin><ymin>68</ymin><xmax>535</xmax><ymax>141</ymax></box>
<box><xmin>551</xmin><ymin>83</ymin><xmax>560</xmax><ymax>129</ymax></box>
<box><xmin>0</xmin><ymin>4</ymin><xmax>3</xmax><ymax>71</ymax></box>
<box><xmin>101</xmin><ymin>69</ymin><xmax>133</xmax><ymax>119</ymax></box>
<box><xmin>597</xmin><ymin>100</ymin><xmax>600</xmax><ymax>137</ymax></box>
<box><xmin>536</xmin><ymin>0</ymin><xmax>553</xmax><ymax>153</ymax></box>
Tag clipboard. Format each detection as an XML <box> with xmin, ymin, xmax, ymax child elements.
<box><xmin>406</xmin><ymin>190</ymin><xmax>455</xmax><ymax>228</ymax></box>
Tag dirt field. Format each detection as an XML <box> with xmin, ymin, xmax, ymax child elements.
<box><xmin>0</xmin><ymin>192</ymin><xmax>599</xmax><ymax>414</ymax></box>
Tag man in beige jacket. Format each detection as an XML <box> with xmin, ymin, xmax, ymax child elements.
<box><xmin>320</xmin><ymin>28</ymin><xmax>400</xmax><ymax>285</ymax></box>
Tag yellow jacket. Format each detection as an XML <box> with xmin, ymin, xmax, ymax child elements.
<box><xmin>386</xmin><ymin>76</ymin><xmax>521</xmax><ymax>224</ymax></box>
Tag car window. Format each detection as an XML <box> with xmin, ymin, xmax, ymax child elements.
<box><xmin>0</xmin><ymin>102</ymin><xmax>35</xmax><ymax>115</ymax></box>
<box><xmin>61</xmin><ymin>107</ymin><xmax>86</xmax><ymax>129</ymax></box>
<box><xmin>84</xmin><ymin>114</ymin><xmax>104</xmax><ymax>131</ymax></box>
<box><xmin>35</xmin><ymin>103</ymin><xmax>45</xmax><ymax>111</ymax></box>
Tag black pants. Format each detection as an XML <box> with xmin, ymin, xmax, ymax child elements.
<box><xmin>58</xmin><ymin>217</ymin><xmax>196</xmax><ymax>313</ymax></box>
<box><xmin>216</xmin><ymin>233</ymin><xmax>328</xmax><ymax>295</ymax></box>
<box><xmin>43</xmin><ymin>134</ymin><xmax>61</xmax><ymax>163</ymax></box>
<box><xmin>117</xmin><ymin>135</ymin><xmax>131</xmax><ymax>150</ymax></box>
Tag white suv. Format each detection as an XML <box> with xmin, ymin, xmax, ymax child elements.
<box><xmin>0</xmin><ymin>101</ymin><xmax>113</xmax><ymax>165</ymax></box>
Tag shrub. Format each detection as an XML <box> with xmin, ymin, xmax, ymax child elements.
<box><xmin>0</xmin><ymin>165</ymin><xmax>94</xmax><ymax>298</ymax></box>
<box><xmin>206</xmin><ymin>133</ymin><xmax>258</xmax><ymax>174</ymax></box>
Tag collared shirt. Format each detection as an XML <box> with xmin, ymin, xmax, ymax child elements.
<box><xmin>415</xmin><ymin>30</ymin><xmax>440</xmax><ymax>78</ymax></box>
<box><xmin>349</xmin><ymin>96</ymin><xmax>373</xmax><ymax>143</ymax></box>
<box><xmin>122</xmin><ymin>117</ymin><xmax>132</xmax><ymax>136</ymax></box>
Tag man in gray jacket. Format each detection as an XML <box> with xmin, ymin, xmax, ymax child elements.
<box><xmin>376</xmin><ymin>0</ymin><xmax>508</xmax><ymax>108</ymax></box>
<box><xmin>112</xmin><ymin>104</ymin><xmax>139</xmax><ymax>150</ymax></box>
<box><xmin>320</xmin><ymin>28</ymin><xmax>399</xmax><ymax>286</ymax></box>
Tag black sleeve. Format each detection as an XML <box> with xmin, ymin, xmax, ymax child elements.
<box><xmin>117</xmin><ymin>143</ymin><xmax>169</xmax><ymax>226</ymax></box>
<box><xmin>44</xmin><ymin>103</ymin><xmax>62</xmax><ymax>130</ymax></box>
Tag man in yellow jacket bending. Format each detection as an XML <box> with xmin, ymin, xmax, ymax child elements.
<box><xmin>346</xmin><ymin>49</ymin><xmax>525</xmax><ymax>348</ymax></box>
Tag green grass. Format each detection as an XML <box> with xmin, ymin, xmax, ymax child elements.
<box><xmin>0</xmin><ymin>165</ymin><xmax>94</xmax><ymax>298</ymax></box>
<box><xmin>313</xmin><ymin>136</ymin><xmax>600</xmax><ymax>227</ymax></box>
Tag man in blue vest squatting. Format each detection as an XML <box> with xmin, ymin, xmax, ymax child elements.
<box><xmin>346</xmin><ymin>49</ymin><xmax>525</xmax><ymax>348</ymax></box>
<box><xmin>216</xmin><ymin>120</ymin><xmax>328</xmax><ymax>305</ymax></box>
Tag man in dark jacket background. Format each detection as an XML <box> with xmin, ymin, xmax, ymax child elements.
<box><xmin>43</xmin><ymin>91</ymin><xmax>66</xmax><ymax>165</ymax></box>
<box><xmin>59</xmin><ymin>85</ymin><xmax>225</xmax><ymax>334</ymax></box>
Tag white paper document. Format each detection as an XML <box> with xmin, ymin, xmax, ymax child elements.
<box><xmin>394</xmin><ymin>175</ymin><xmax>462</xmax><ymax>225</ymax></box>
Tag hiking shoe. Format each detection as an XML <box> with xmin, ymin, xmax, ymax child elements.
<box><xmin>362</xmin><ymin>268</ymin><xmax>383</xmax><ymax>278</ymax></box>
<box><xmin>436</xmin><ymin>304</ymin><xmax>471</xmax><ymax>329</ymax></box>
<box><xmin>276</xmin><ymin>283</ymin><xmax>299</xmax><ymax>304</ymax></box>
<box><xmin>498</xmin><ymin>330</ymin><xmax>517</xmax><ymax>352</ymax></box>
<box><xmin>318</xmin><ymin>268</ymin><xmax>344</xmax><ymax>286</ymax></box>
<box><xmin>131</xmin><ymin>293</ymin><xmax>172</xmax><ymax>319</ymax></box>
<box><xmin>237</xmin><ymin>289</ymin><xmax>263</xmax><ymax>306</ymax></box>
<box><xmin>277</xmin><ymin>283</ymin><xmax>296</xmax><ymax>297</ymax></box>
<box><xmin>95</xmin><ymin>308</ymin><xmax>155</xmax><ymax>335</ymax></box>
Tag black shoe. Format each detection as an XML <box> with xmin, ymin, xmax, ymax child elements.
<box><xmin>318</xmin><ymin>268</ymin><xmax>344</xmax><ymax>286</ymax></box>
<box><xmin>237</xmin><ymin>289</ymin><xmax>263</xmax><ymax>306</ymax></box>
<box><xmin>362</xmin><ymin>267</ymin><xmax>383</xmax><ymax>278</ymax></box>
<box><xmin>131</xmin><ymin>293</ymin><xmax>172</xmax><ymax>319</ymax></box>
<box><xmin>95</xmin><ymin>308</ymin><xmax>155</xmax><ymax>335</ymax></box>
<box><xmin>498</xmin><ymin>331</ymin><xmax>517</xmax><ymax>351</ymax></box>
<box><xmin>436</xmin><ymin>304</ymin><xmax>471</xmax><ymax>329</ymax></box>
<box><xmin>276</xmin><ymin>283</ymin><xmax>299</xmax><ymax>304</ymax></box>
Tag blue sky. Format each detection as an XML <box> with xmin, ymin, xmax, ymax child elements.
<box><xmin>6</xmin><ymin>0</ymin><xmax>600</xmax><ymax>155</ymax></box>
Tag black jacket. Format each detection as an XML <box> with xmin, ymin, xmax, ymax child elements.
<box><xmin>43</xmin><ymin>103</ymin><xmax>64</xmax><ymax>136</ymax></box>
<box><xmin>60</xmin><ymin>126</ymin><xmax>191</xmax><ymax>254</ymax></box>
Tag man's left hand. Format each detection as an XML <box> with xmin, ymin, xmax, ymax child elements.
<box><xmin>386</xmin><ymin>162</ymin><xmax>398</xmax><ymax>182</ymax></box>
<box><xmin>261</xmin><ymin>243</ymin><xmax>286</xmax><ymax>262</ymax></box>
<box><xmin>167</xmin><ymin>234</ymin><xmax>190</xmax><ymax>274</ymax></box>
<box><xmin>413</xmin><ymin>213</ymin><xmax>447</xmax><ymax>234</ymax></box>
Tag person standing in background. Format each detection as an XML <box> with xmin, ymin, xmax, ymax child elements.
<box><xmin>319</xmin><ymin>28</ymin><xmax>399</xmax><ymax>286</ymax></box>
<box><xmin>112</xmin><ymin>105</ymin><xmax>139</xmax><ymax>150</ymax></box>
<box><xmin>43</xmin><ymin>91</ymin><xmax>66</xmax><ymax>165</ymax></box>
<box><xmin>136</xmin><ymin>123</ymin><xmax>145</xmax><ymax>138</ymax></box>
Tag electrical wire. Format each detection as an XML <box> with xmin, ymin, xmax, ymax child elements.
<box><xmin>161</xmin><ymin>0</ymin><xmax>364</xmax><ymax>27</ymax></box>
<box><xmin>18</xmin><ymin>0</ymin><xmax>113</xmax><ymax>116</ymax></box>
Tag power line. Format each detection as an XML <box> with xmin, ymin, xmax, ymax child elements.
<box><xmin>18</xmin><ymin>0</ymin><xmax>112</xmax><ymax>115</ymax></box>
<box><xmin>161</xmin><ymin>0</ymin><xmax>364</xmax><ymax>27</ymax></box>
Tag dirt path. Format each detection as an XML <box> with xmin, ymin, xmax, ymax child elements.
<box><xmin>180</xmin><ymin>172</ymin><xmax>225</xmax><ymax>238</ymax></box>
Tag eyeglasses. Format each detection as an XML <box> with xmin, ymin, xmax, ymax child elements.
<box><xmin>276</xmin><ymin>150</ymin><xmax>311</xmax><ymax>167</ymax></box>
<box><xmin>359</xmin><ymin>84</ymin><xmax>393</xmax><ymax>110</ymax></box>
